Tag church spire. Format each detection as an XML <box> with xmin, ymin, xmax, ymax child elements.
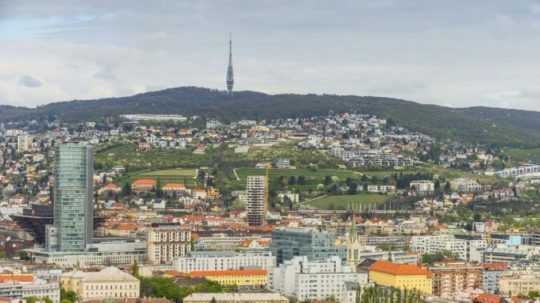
<box><xmin>226</xmin><ymin>33</ymin><xmax>234</xmax><ymax>95</ymax></box>
<box><xmin>349</xmin><ymin>203</ymin><xmax>357</xmax><ymax>242</ymax></box>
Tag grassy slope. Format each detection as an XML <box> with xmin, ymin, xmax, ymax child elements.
<box><xmin>505</xmin><ymin>147</ymin><xmax>540</xmax><ymax>165</ymax></box>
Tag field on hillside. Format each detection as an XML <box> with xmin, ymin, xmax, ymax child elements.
<box><xmin>306</xmin><ymin>193</ymin><xmax>389</xmax><ymax>210</ymax></box>
<box><xmin>235</xmin><ymin>167</ymin><xmax>360</xmax><ymax>190</ymax></box>
<box><xmin>141</xmin><ymin>168</ymin><xmax>197</xmax><ymax>177</ymax></box>
<box><xmin>95</xmin><ymin>143</ymin><xmax>213</xmax><ymax>171</ymax></box>
<box><xmin>114</xmin><ymin>168</ymin><xmax>198</xmax><ymax>186</ymax></box>
<box><xmin>505</xmin><ymin>148</ymin><xmax>540</xmax><ymax>165</ymax></box>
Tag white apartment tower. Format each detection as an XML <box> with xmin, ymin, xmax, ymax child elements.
<box><xmin>270</xmin><ymin>256</ymin><xmax>367</xmax><ymax>303</ymax></box>
<box><xmin>247</xmin><ymin>176</ymin><xmax>267</xmax><ymax>226</ymax></box>
<box><xmin>147</xmin><ymin>223</ymin><xmax>192</xmax><ymax>264</ymax></box>
<box><xmin>17</xmin><ymin>134</ymin><xmax>33</xmax><ymax>153</ymax></box>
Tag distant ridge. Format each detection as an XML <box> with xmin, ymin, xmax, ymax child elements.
<box><xmin>2</xmin><ymin>86</ymin><xmax>540</xmax><ymax>147</ymax></box>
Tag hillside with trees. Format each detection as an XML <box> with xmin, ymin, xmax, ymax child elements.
<box><xmin>2</xmin><ymin>86</ymin><xmax>540</xmax><ymax>147</ymax></box>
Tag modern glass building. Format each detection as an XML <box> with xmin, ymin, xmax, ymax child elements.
<box><xmin>271</xmin><ymin>227</ymin><xmax>346</xmax><ymax>264</ymax></box>
<box><xmin>54</xmin><ymin>143</ymin><xmax>94</xmax><ymax>252</ymax></box>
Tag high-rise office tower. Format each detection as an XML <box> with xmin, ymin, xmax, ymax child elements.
<box><xmin>246</xmin><ymin>175</ymin><xmax>267</xmax><ymax>226</ymax></box>
<box><xmin>53</xmin><ymin>143</ymin><xmax>94</xmax><ymax>251</ymax></box>
<box><xmin>226</xmin><ymin>35</ymin><xmax>234</xmax><ymax>94</ymax></box>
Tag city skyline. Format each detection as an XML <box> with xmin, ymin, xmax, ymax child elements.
<box><xmin>2</xmin><ymin>1</ymin><xmax>540</xmax><ymax>111</ymax></box>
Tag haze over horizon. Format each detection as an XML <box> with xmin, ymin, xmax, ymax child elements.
<box><xmin>2</xmin><ymin>0</ymin><xmax>540</xmax><ymax>111</ymax></box>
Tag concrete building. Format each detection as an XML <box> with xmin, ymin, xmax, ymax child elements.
<box><xmin>482</xmin><ymin>245</ymin><xmax>539</xmax><ymax>263</ymax></box>
<box><xmin>194</xmin><ymin>235</ymin><xmax>264</xmax><ymax>252</ymax></box>
<box><xmin>346</xmin><ymin>223</ymin><xmax>417</xmax><ymax>266</ymax></box>
<box><xmin>430</xmin><ymin>262</ymin><xmax>482</xmax><ymax>299</ymax></box>
<box><xmin>131</xmin><ymin>179</ymin><xmax>157</xmax><ymax>193</ymax></box>
<box><xmin>270</xmin><ymin>256</ymin><xmax>366</xmax><ymax>303</ymax></box>
<box><xmin>0</xmin><ymin>274</ymin><xmax>60</xmax><ymax>303</ymax></box>
<box><xmin>30</xmin><ymin>240</ymin><xmax>147</xmax><ymax>268</ymax></box>
<box><xmin>410</xmin><ymin>180</ymin><xmax>435</xmax><ymax>195</ymax></box>
<box><xmin>147</xmin><ymin>223</ymin><xmax>191</xmax><ymax>265</ymax></box>
<box><xmin>450</xmin><ymin>178</ymin><xmax>482</xmax><ymax>193</ymax></box>
<box><xmin>189</xmin><ymin>269</ymin><xmax>267</xmax><ymax>287</ymax></box>
<box><xmin>495</xmin><ymin>164</ymin><xmax>540</xmax><ymax>178</ymax></box>
<box><xmin>482</xmin><ymin>263</ymin><xmax>509</xmax><ymax>294</ymax></box>
<box><xmin>499</xmin><ymin>271</ymin><xmax>540</xmax><ymax>296</ymax></box>
<box><xmin>184</xmin><ymin>293</ymin><xmax>288</xmax><ymax>303</ymax></box>
<box><xmin>410</xmin><ymin>234</ymin><xmax>487</xmax><ymax>262</ymax></box>
<box><xmin>369</xmin><ymin>260</ymin><xmax>432</xmax><ymax>295</ymax></box>
<box><xmin>53</xmin><ymin>143</ymin><xmax>94</xmax><ymax>252</ymax></box>
<box><xmin>16</xmin><ymin>134</ymin><xmax>33</xmax><ymax>153</ymax></box>
<box><xmin>246</xmin><ymin>176</ymin><xmax>267</xmax><ymax>226</ymax></box>
<box><xmin>271</xmin><ymin>227</ymin><xmax>345</xmax><ymax>265</ymax></box>
<box><xmin>367</xmin><ymin>185</ymin><xmax>396</xmax><ymax>194</ymax></box>
<box><xmin>61</xmin><ymin>267</ymin><xmax>140</xmax><ymax>301</ymax></box>
<box><xmin>175</xmin><ymin>251</ymin><xmax>274</xmax><ymax>273</ymax></box>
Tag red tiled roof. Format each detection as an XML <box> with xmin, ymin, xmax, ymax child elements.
<box><xmin>0</xmin><ymin>274</ymin><xmax>33</xmax><ymax>283</ymax></box>
<box><xmin>482</xmin><ymin>262</ymin><xmax>509</xmax><ymax>271</ymax></box>
<box><xmin>370</xmin><ymin>260</ymin><xmax>431</xmax><ymax>276</ymax></box>
<box><xmin>132</xmin><ymin>179</ymin><xmax>157</xmax><ymax>186</ymax></box>
<box><xmin>474</xmin><ymin>294</ymin><xmax>502</xmax><ymax>303</ymax></box>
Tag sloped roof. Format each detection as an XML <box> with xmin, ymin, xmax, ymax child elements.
<box><xmin>370</xmin><ymin>260</ymin><xmax>431</xmax><ymax>276</ymax></box>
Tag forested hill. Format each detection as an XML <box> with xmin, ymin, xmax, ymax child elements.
<box><xmin>2</xmin><ymin>86</ymin><xmax>540</xmax><ymax>147</ymax></box>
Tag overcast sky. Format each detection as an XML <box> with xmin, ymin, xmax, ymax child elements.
<box><xmin>1</xmin><ymin>0</ymin><xmax>540</xmax><ymax>111</ymax></box>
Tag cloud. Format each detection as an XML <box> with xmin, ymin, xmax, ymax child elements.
<box><xmin>0</xmin><ymin>1</ymin><xmax>540</xmax><ymax>112</ymax></box>
<box><xmin>18</xmin><ymin>75</ymin><xmax>42</xmax><ymax>88</ymax></box>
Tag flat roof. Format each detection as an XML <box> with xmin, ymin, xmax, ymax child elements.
<box><xmin>184</xmin><ymin>293</ymin><xmax>287</xmax><ymax>302</ymax></box>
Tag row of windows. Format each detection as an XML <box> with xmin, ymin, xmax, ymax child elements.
<box><xmin>85</xmin><ymin>284</ymin><xmax>137</xmax><ymax>290</ymax></box>
<box><xmin>85</xmin><ymin>291</ymin><xmax>138</xmax><ymax>298</ymax></box>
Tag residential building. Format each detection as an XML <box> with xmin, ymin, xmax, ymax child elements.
<box><xmin>0</xmin><ymin>274</ymin><xmax>60</xmax><ymax>303</ymax></box>
<box><xmin>368</xmin><ymin>260</ymin><xmax>433</xmax><ymax>295</ymax></box>
<box><xmin>274</xmin><ymin>159</ymin><xmax>291</xmax><ymax>169</ymax></box>
<box><xmin>482</xmin><ymin>245</ymin><xmax>539</xmax><ymax>263</ymax></box>
<box><xmin>271</xmin><ymin>227</ymin><xmax>345</xmax><ymax>265</ymax></box>
<box><xmin>17</xmin><ymin>134</ymin><xmax>33</xmax><ymax>153</ymax></box>
<box><xmin>346</xmin><ymin>222</ymin><xmax>415</xmax><ymax>266</ymax></box>
<box><xmin>430</xmin><ymin>262</ymin><xmax>482</xmax><ymax>299</ymax></box>
<box><xmin>194</xmin><ymin>235</ymin><xmax>262</xmax><ymax>252</ymax></box>
<box><xmin>174</xmin><ymin>251</ymin><xmax>274</xmax><ymax>273</ymax></box>
<box><xmin>410</xmin><ymin>180</ymin><xmax>435</xmax><ymax>195</ymax></box>
<box><xmin>131</xmin><ymin>179</ymin><xmax>157</xmax><ymax>193</ymax></box>
<box><xmin>189</xmin><ymin>269</ymin><xmax>267</xmax><ymax>287</ymax></box>
<box><xmin>498</xmin><ymin>271</ymin><xmax>540</xmax><ymax>296</ymax></box>
<box><xmin>30</xmin><ymin>240</ymin><xmax>147</xmax><ymax>268</ymax></box>
<box><xmin>162</xmin><ymin>183</ymin><xmax>188</xmax><ymax>195</ymax></box>
<box><xmin>495</xmin><ymin>164</ymin><xmax>540</xmax><ymax>178</ymax></box>
<box><xmin>270</xmin><ymin>256</ymin><xmax>367</xmax><ymax>303</ymax></box>
<box><xmin>450</xmin><ymin>178</ymin><xmax>482</xmax><ymax>193</ymax></box>
<box><xmin>184</xmin><ymin>293</ymin><xmax>288</xmax><ymax>303</ymax></box>
<box><xmin>147</xmin><ymin>223</ymin><xmax>191</xmax><ymax>265</ymax></box>
<box><xmin>247</xmin><ymin>176</ymin><xmax>267</xmax><ymax>226</ymax></box>
<box><xmin>482</xmin><ymin>263</ymin><xmax>508</xmax><ymax>294</ymax></box>
<box><xmin>61</xmin><ymin>267</ymin><xmax>140</xmax><ymax>301</ymax></box>
<box><xmin>410</xmin><ymin>234</ymin><xmax>487</xmax><ymax>262</ymax></box>
<box><xmin>367</xmin><ymin>185</ymin><xmax>396</xmax><ymax>194</ymax></box>
<box><xmin>53</xmin><ymin>143</ymin><xmax>94</xmax><ymax>252</ymax></box>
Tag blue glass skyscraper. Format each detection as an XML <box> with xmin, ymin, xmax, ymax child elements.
<box><xmin>54</xmin><ymin>143</ymin><xmax>94</xmax><ymax>251</ymax></box>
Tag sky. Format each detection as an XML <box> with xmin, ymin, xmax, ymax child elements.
<box><xmin>1</xmin><ymin>0</ymin><xmax>540</xmax><ymax>111</ymax></box>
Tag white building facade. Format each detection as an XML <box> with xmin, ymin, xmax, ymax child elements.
<box><xmin>410</xmin><ymin>235</ymin><xmax>487</xmax><ymax>262</ymax></box>
<box><xmin>175</xmin><ymin>251</ymin><xmax>275</xmax><ymax>273</ymax></box>
<box><xmin>147</xmin><ymin>223</ymin><xmax>192</xmax><ymax>264</ymax></box>
<box><xmin>270</xmin><ymin>256</ymin><xmax>367</xmax><ymax>303</ymax></box>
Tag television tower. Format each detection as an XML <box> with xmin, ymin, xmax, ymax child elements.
<box><xmin>226</xmin><ymin>34</ymin><xmax>234</xmax><ymax>95</ymax></box>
